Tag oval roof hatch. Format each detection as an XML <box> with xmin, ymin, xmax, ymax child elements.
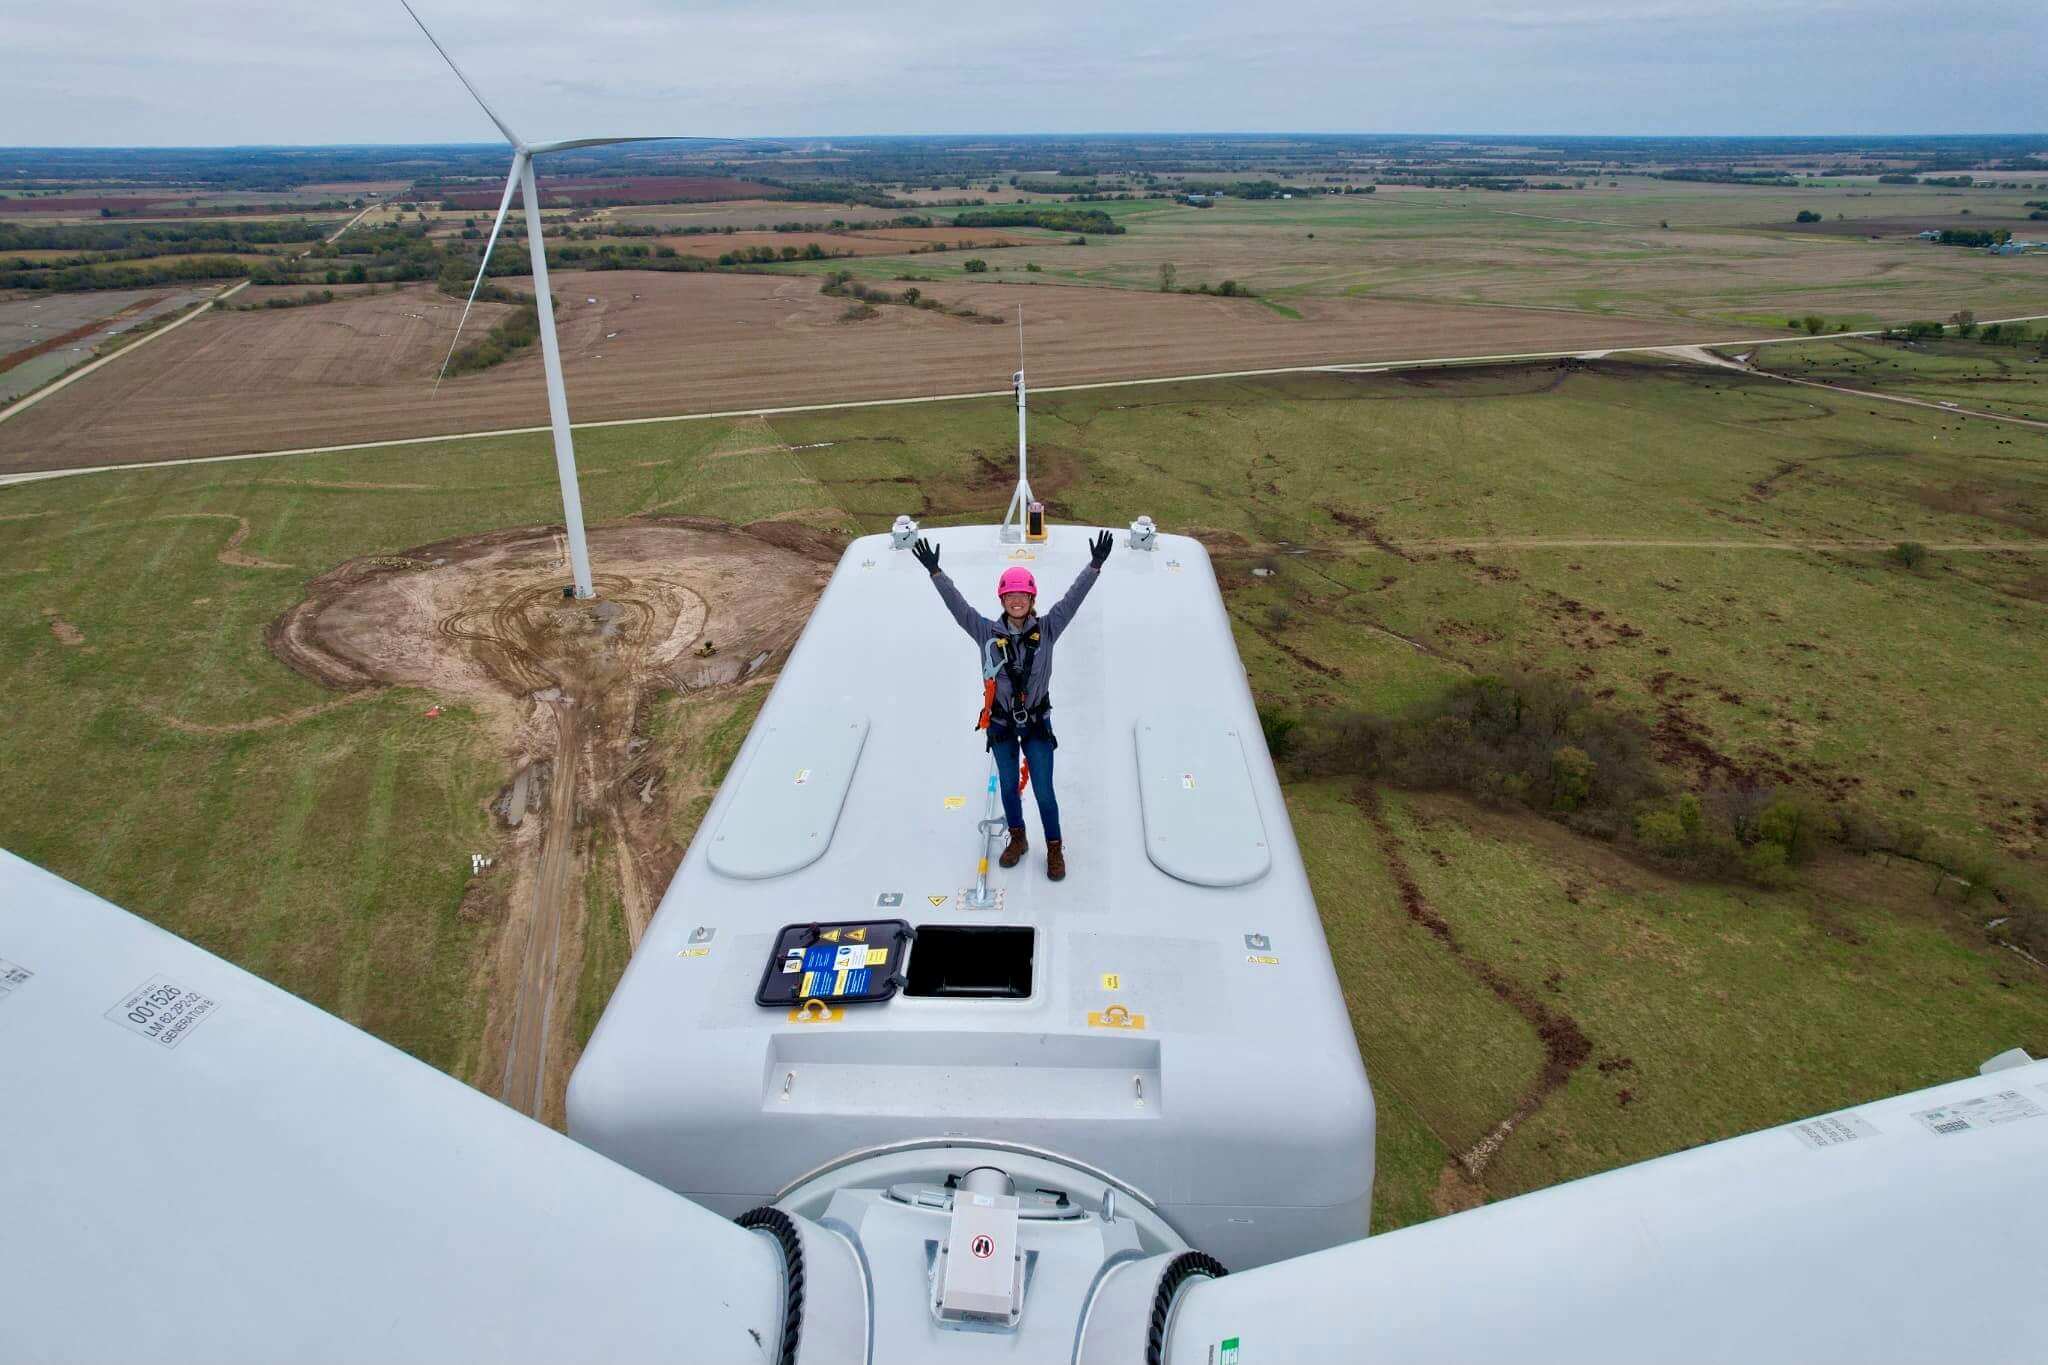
<box><xmin>1134</xmin><ymin>708</ymin><xmax>1271</xmax><ymax>888</ymax></box>
<box><xmin>708</xmin><ymin>710</ymin><xmax>870</xmax><ymax>879</ymax></box>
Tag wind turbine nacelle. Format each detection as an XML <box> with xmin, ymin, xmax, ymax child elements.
<box><xmin>568</xmin><ymin>524</ymin><xmax>1377</xmax><ymax>1269</ymax></box>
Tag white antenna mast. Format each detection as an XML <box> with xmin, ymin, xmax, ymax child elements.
<box><xmin>404</xmin><ymin>0</ymin><xmax>681</xmax><ymax>601</ymax></box>
<box><xmin>1000</xmin><ymin>305</ymin><xmax>1035</xmax><ymax>542</ymax></box>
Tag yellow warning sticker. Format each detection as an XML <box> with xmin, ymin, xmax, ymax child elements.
<box><xmin>1100</xmin><ymin>972</ymin><xmax>1122</xmax><ymax>991</ymax></box>
<box><xmin>943</xmin><ymin>795</ymin><xmax>966</xmax><ymax>810</ymax></box>
<box><xmin>678</xmin><ymin>947</ymin><xmax>711</xmax><ymax>958</ymax></box>
<box><xmin>820</xmin><ymin>928</ymin><xmax>841</xmax><ymax>943</ymax></box>
<box><xmin>1008</xmin><ymin>549</ymin><xmax>1036</xmax><ymax>560</ymax></box>
<box><xmin>866</xmin><ymin>947</ymin><xmax>889</xmax><ymax>966</ymax></box>
<box><xmin>1246</xmin><ymin>954</ymin><xmax>1280</xmax><ymax>966</ymax></box>
<box><xmin>788</xmin><ymin>998</ymin><xmax>843</xmax><ymax>1024</ymax></box>
<box><xmin>928</xmin><ymin>894</ymin><xmax>949</xmax><ymax>907</ymax></box>
<box><xmin>1088</xmin><ymin>1004</ymin><xmax>1147</xmax><ymax>1030</ymax></box>
<box><xmin>846</xmin><ymin>926</ymin><xmax>867</xmax><ymax>943</ymax></box>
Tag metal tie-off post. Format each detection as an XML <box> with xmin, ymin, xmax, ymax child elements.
<box><xmin>966</xmin><ymin>757</ymin><xmax>1004</xmax><ymax>909</ymax></box>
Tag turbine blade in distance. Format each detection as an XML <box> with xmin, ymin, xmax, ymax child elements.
<box><xmin>522</xmin><ymin>136</ymin><xmax>698</xmax><ymax>155</ymax></box>
<box><xmin>398</xmin><ymin>0</ymin><xmax>522</xmax><ymax>148</ymax></box>
<box><xmin>436</xmin><ymin>150</ymin><xmax>525</xmax><ymax>395</ymax></box>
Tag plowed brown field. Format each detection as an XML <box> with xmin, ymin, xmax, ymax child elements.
<box><xmin>0</xmin><ymin>269</ymin><xmax>1763</xmax><ymax>472</ymax></box>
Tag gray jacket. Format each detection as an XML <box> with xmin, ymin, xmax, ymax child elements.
<box><xmin>929</xmin><ymin>565</ymin><xmax>1101</xmax><ymax>716</ymax></box>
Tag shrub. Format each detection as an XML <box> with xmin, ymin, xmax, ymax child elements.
<box><xmin>1257</xmin><ymin>705</ymin><xmax>1298</xmax><ymax>760</ymax></box>
<box><xmin>1635</xmin><ymin>808</ymin><xmax>1688</xmax><ymax>856</ymax></box>
<box><xmin>962</xmin><ymin>258</ymin><xmax>989</xmax><ymax>273</ymax></box>
<box><xmin>1295</xmin><ymin>671</ymin><xmax>1661</xmax><ymax>812</ymax></box>
<box><xmin>1550</xmin><ymin>746</ymin><xmax>1595</xmax><ymax>812</ymax></box>
<box><xmin>1754</xmin><ymin>799</ymin><xmax>1818</xmax><ymax>864</ymax></box>
<box><xmin>1887</xmin><ymin>541</ymin><xmax>1930</xmax><ymax>570</ymax></box>
<box><xmin>1742</xmin><ymin>841</ymin><xmax>1793</xmax><ymax>886</ymax></box>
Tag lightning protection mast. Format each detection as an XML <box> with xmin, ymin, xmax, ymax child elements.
<box><xmin>1000</xmin><ymin>306</ymin><xmax>1039</xmax><ymax>542</ymax></box>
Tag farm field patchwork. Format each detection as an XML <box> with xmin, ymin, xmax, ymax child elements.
<box><xmin>3</xmin><ymin>358</ymin><xmax>2042</xmax><ymax>1224</ymax></box>
<box><xmin>0</xmin><ymin>268</ymin><xmax>1776</xmax><ymax>472</ymax></box>
<box><xmin>892</xmin><ymin>184</ymin><xmax>2048</xmax><ymax>326</ymax></box>
<box><xmin>648</xmin><ymin>227</ymin><xmax>1031</xmax><ymax>260</ymax></box>
<box><xmin>0</xmin><ymin>285</ymin><xmax>219</xmax><ymax>403</ymax></box>
<box><xmin>603</xmin><ymin>200</ymin><xmax>883</xmax><ymax>231</ymax></box>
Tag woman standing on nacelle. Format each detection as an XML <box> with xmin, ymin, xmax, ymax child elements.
<box><xmin>912</xmin><ymin>532</ymin><xmax>1113</xmax><ymax>881</ymax></box>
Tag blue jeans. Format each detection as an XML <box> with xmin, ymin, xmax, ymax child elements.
<box><xmin>991</xmin><ymin>728</ymin><xmax>1060</xmax><ymax>842</ymax></box>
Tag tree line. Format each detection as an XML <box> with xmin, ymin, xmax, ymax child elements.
<box><xmin>951</xmin><ymin>207</ymin><xmax>1123</xmax><ymax>235</ymax></box>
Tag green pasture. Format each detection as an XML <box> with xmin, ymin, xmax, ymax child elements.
<box><xmin>865</xmin><ymin>184</ymin><xmax>2048</xmax><ymax>328</ymax></box>
<box><xmin>1748</xmin><ymin>333</ymin><xmax>2048</xmax><ymax>421</ymax></box>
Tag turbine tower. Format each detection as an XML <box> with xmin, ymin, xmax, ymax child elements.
<box><xmin>403</xmin><ymin>0</ymin><xmax>672</xmax><ymax>600</ymax></box>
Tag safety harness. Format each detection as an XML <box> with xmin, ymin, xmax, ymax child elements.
<box><xmin>977</xmin><ymin>626</ymin><xmax>1046</xmax><ymax>732</ymax></box>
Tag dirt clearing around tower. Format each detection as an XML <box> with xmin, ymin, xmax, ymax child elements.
<box><xmin>272</xmin><ymin>518</ymin><xmax>828</xmax><ymax>1123</ymax></box>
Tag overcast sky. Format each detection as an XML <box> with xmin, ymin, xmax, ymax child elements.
<box><xmin>4</xmin><ymin>0</ymin><xmax>2041</xmax><ymax>147</ymax></box>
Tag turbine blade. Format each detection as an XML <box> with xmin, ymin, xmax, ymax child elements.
<box><xmin>435</xmin><ymin>150</ymin><xmax>524</xmax><ymax>394</ymax></box>
<box><xmin>398</xmin><ymin>0</ymin><xmax>521</xmax><ymax>147</ymax></box>
<box><xmin>523</xmin><ymin>136</ymin><xmax>691</xmax><ymax>155</ymax></box>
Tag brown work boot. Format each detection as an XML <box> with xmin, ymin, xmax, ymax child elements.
<box><xmin>998</xmin><ymin>827</ymin><xmax>1028</xmax><ymax>868</ymax></box>
<box><xmin>1045</xmin><ymin>840</ymin><xmax>1066</xmax><ymax>882</ymax></box>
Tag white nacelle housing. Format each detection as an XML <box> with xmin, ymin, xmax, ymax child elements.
<box><xmin>569</xmin><ymin>525</ymin><xmax>1376</xmax><ymax>1268</ymax></box>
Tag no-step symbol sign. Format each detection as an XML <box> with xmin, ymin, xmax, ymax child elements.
<box><xmin>970</xmin><ymin>1233</ymin><xmax>995</xmax><ymax>1259</ymax></box>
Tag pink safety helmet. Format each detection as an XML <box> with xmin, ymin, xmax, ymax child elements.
<box><xmin>996</xmin><ymin>566</ymin><xmax>1038</xmax><ymax>598</ymax></box>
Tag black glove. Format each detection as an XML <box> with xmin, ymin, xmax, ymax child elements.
<box><xmin>1089</xmin><ymin>530</ymin><xmax>1113</xmax><ymax>568</ymax></box>
<box><xmin>912</xmin><ymin>537</ymin><xmax>941</xmax><ymax>574</ymax></box>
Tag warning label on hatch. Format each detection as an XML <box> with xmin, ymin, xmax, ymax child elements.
<box><xmin>105</xmin><ymin>975</ymin><xmax>218</xmax><ymax>1049</ymax></box>
<box><xmin>0</xmin><ymin>956</ymin><xmax>32</xmax><ymax>1003</ymax></box>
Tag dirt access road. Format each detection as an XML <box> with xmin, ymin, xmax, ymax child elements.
<box><xmin>1651</xmin><ymin>342</ymin><xmax>2048</xmax><ymax>431</ymax></box>
<box><xmin>269</xmin><ymin>518</ymin><xmax>831</xmax><ymax>1123</ymax></box>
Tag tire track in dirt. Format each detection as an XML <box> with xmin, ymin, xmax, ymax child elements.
<box><xmin>1354</xmin><ymin>785</ymin><xmax>1591</xmax><ymax>1202</ymax></box>
<box><xmin>264</xmin><ymin>519</ymin><xmax>831</xmax><ymax>1125</ymax></box>
<box><xmin>500</xmin><ymin>701</ymin><xmax>579</xmax><ymax>1118</ymax></box>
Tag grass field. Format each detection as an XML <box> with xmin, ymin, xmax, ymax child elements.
<box><xmin>1746</xmin><ymin>333</ymin><xmax>2048</xmax><ymax>422</ymax></box>
<box><xmin>2</xmin><ymin>355</ymin><xmax>2043</xmax><ymax>1230</ymax></box>
<box><xmin>867</xmin><ymin>182</ymin><xmax>2048</xmax><ymax>327</ymax></box>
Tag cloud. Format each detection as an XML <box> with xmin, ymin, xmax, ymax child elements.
<box><xmin>0</xmin><ymin>0</ymin><xmax>2040</xmax><ymax>143</ymax></box>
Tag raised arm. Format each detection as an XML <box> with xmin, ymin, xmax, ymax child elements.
<box><xmin>1042</xmin><ymin>531</ymin><xmax>1114</xmax><ymax>640</ymax></box>
<box><xmin>913</xmin><ymin>538</ymin><xmax>994</xmax><ymax>646</ymax></box>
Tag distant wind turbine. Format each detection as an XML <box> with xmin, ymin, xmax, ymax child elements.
<box><xmin>402</xmin><ymin>0</ymin><xmax>676</xmax><ymax>600</ymax></box>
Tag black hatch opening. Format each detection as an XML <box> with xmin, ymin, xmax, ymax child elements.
<box><xmin>905</xmin><ymin>925</ymin><xmax>1034</xmax><ymax>999</ymax></box>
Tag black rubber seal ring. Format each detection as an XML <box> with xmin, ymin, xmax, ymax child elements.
<box><xmin>1146</xmin><ymin>1250</ymin><xmax>1229</xmax><ymax>1365</ymax></box>
<box><xmin>736</xmin><ymin>1206</ymin><xmax>805</xmax><ymax>1365</ymax></box>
